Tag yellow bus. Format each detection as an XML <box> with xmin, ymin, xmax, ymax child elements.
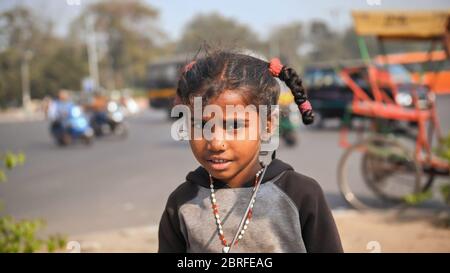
<box><xmin>146</xmin><ymin>56</ymin><xmax>188</xmax><ymax>115</ymax></box>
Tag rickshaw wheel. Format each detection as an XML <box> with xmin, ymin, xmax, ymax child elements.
<box><xmin>378</xmin><ymin>131</ymin><xmax>435</xmax><ymax>193</ymax></box>
<box><xmin>338</xmin><ymin>135</ymin><xmax>422</xmax><ymax>210</ymax></box>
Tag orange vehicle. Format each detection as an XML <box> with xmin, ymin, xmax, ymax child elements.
<box><xmin>337</xmin><ymin>10</ymin><xmax>450</xmax><ymax>210</ymax></box>
<box><xmin>374</xmin><ymin>50</ymin><xmax>450</xmax><ymax>94</ymax></box>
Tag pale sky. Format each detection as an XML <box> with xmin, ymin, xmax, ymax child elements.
<box><xmin>2</xmin><ymin>0</ymin><xmax>450</xmax><ymax>40</ymax></box>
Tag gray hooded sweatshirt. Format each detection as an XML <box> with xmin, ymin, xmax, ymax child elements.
<box><xmin>158</xmin><ymin>159</ymin><xmax>343</xmax><ymax>253</ymax></box>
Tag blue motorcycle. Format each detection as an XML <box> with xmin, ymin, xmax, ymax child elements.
<box><xmin>50</xmin><ymin>104</ymin><xmax>94</xmax><ymax>146</ymax></box>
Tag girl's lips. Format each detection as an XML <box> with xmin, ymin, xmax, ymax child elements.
<box><xmin>206</xmin><ymin>159</ymin><xmax>232</xmax><ymax>171</ymax></box>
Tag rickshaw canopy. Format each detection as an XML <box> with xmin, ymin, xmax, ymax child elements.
<box><xmin>352</xmin><ymin>11</ymin><xmax>450</xmax><ymax>40</ymax></box>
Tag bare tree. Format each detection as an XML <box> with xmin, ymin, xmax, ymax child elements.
<box><xmin>177</xmin><ymin>12</ymin><xmax>263</xmax><ymax>54</ymax></box>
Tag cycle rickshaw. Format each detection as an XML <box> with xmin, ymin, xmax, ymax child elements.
<box><xmin>337</xmin><ymin>11</ymin><xmax>450</xmax><ymax>210</ymax></box>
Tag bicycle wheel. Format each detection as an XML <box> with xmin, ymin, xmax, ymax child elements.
<box><xmin>338</xmin><ymin>135</ymin><xmax>422</xmax><ymax>210</ymax></box>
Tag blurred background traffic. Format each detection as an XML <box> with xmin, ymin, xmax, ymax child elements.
<box><xmin>0</xmin><ymin>0</ymin><xmax>449</xmax><ymax>252</ymax></box>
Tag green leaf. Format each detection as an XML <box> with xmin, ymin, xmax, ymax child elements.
<box><xmin>403</xmin><ymin>190</ymin><xmax>433</xmax><ymax>205</ymax></box>
<box><xmin>4</xmin><ymin>152</ymin><xmax>17</xmax><ymax>170</ymax></box>
<box><xmin>440</xmin><ymin>184</ymin><xmax>450</xmax><ymax>205</ymax></box>
<box><xmin>0</xmin><ymin>215</ymin><xmax>65</xmax><ymax>253</ymax></box>
<box><xmin>0</xmin><ymin>169</ymin><xmax>6</xmax><ymax>182</ymax></box>
<box><xmin>16</xmin><ymin>152</ymin><xmax>26</xmax><ymax>165</ymax></box>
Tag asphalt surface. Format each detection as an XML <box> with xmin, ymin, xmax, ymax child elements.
<box><xmin>0</xmin><ymin>95</ymin><xmax>449</xmax><ymax>235</ymax></box>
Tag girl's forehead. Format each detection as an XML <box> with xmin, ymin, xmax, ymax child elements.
<box><xmin>189</xmin><ymin>90</ymin><xmax>259</xmax><ymax>119</ymax></box>
<box><xmin>208</xmin><ymin>90</ymin><xmax>249</xmax><ymax>107</ymax></box>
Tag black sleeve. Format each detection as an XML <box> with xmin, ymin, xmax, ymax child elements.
<box><xmin>274</xmin><ymin>171</ymin><xmax>343</xmax><ymax>253</ymax></box>
<box><xmin>299</xmin><ymin>180</ymin><xmax>343</xmax><ymax>253</ymax></box>
<box><xmin>158</xmin><ymin>201</ymin><xmax>186</xmax><ymax>253</ymax></box>
<box><xmin>158</xmin><ymin>183</ymin><xmax>191</xmax><ymax>253</ymax></box>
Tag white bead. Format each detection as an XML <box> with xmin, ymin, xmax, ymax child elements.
<box><xmin>243</xmin><ymin>224</ymin><xmax>247</xmax><ymax>230</ymax></box>
<box><xmin>219</xmin><ymin>229</ymin><xmax>223</xmax><ymax>235</ymax></box>
<box><xmin>215</xmin><ymin>214</ymin><xmax>219</xmax><ymax>219</ymax></box>
<box><xmin>211</xmin><ymin>193</ymin><xmax>215</xmax><ymax>198</ymax></box>
<box><xmin>238</xmin><ymin>235</ymin><xmax>243</xmax><ymax>240</ymax></box>
<box><xmin>240</xmin><ymin>229</ymin><xmax>245</xmax><ymax>235</ymax></box>
<box><xmin>216</xmin><ymin>219</ymin><xmax>221</xmax><ymax>224</ymax></box>
<box><xmin>212</xmin><ymin>198</ymin><xmax>216</xmax><ymax>203</ymax></box>
<box><xmin>245</xmin><ymin>219</ymin><xmax>249</xmax><ymax>225</ymax></box>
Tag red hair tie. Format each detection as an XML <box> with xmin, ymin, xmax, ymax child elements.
<box><xmin>183</xmin><ymin>61</ymin><xmax>196</xmax><ymax>73</ymax></box>
<box><xmin>269</xmin><ymin>58</ymin><xmax>283</xmax><ymax>77</ymax></box>
<box><xmin>299</xmin><ymin>100</ymin><xmax>312</xmax><ymax>114</ymax></box>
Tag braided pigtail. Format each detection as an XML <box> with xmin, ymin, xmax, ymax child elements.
<box><xmin>269</xmin><ymin>58</ymin><xmax>314</xmax><ymax>125</ymax></box>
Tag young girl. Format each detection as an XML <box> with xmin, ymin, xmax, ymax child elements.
<box><xmin>158</xmin><ymin>51</ymin><xmax>343</xmax><ymax>253</ymax></box>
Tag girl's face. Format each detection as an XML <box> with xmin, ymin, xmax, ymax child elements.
<box><xmin>188</xmin><ymin>90</ymin><xmax>272</xmax><ymax>187</ymax></box>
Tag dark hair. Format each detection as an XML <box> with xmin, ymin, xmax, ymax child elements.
<box><xmin>177</xmin><ymin>50</ymin><xmax>314</xmax><ymax>125</ymax></box>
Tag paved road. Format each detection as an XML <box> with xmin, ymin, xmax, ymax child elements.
<box><xmin>0</xmin><ymin>95</ymin><xmax>449</xmax><ymax>235</ymax></box>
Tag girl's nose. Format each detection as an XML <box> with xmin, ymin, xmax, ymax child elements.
<box><xmin>207</xmin><ymin>127</ymin><xmax>227</xmax><ymax>152</ymax></box>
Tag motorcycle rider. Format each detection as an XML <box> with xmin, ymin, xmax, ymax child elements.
<box><xmin>47</xmin><ymin>89</ymin><xmax>74</xmax><ymax>132</ymax></box>
<box><xmin>88</xmin><ymin>91</ymin><xmax>109</xmax><ymax>136</ymax></box>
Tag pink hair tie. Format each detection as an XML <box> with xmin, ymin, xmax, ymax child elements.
<box><xmin>269</xmin><ymin>58</ymin><xmax>283</xmax><ymax>77</ymax></box>
<box><xmin>299</xmin><ymin>100</ymin><xmax>312</xmax><ymax>114</ymax></box>
<box><xmin>183</xmin><ymin>61</ymin><xmax>196</xmax><ymax>73</ymax></box>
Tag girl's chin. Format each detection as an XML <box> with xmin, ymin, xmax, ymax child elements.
<box><xmin>205</xmin><ymin>166</ymin><xmax>235</xmax><ymax>180</ymax></box>
<box><xmin>207</xmin><ymin>168</ymin><xmax>231</xmax><ymax>177</ymax></box>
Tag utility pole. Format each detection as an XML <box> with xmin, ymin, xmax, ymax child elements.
<box><xmin>21</xmin><ymin>50</ymin><xmax>33</xmax><ymax>112</ymax></box>
<box><xmin>85</xmin><ymin>16</ymin><xmax>100</xmax><ymax>92</ymax></box>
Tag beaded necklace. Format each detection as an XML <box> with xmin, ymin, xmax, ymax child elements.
<box><xmin>208</xmin><ymin>166</ymin><xmax>265</xmax><ymax>253</ymax></box>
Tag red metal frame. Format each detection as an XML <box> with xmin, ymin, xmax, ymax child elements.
<box><xmin>339</xmin><ymin>64</ymin><xmax>448</xmax><ymax>173</ymax></box>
